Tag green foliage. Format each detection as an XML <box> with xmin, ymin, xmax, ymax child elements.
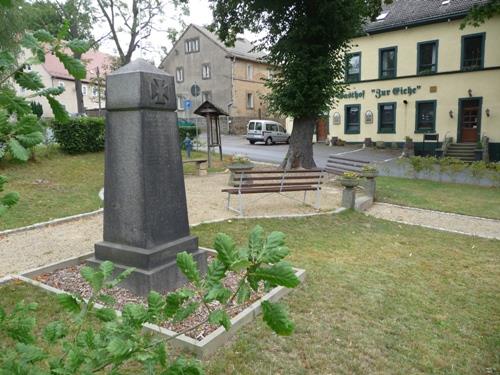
<box><xmin>0</xmin><ymin>175</ymin><xmax>19</xmax><ymax>216</ymax></box>
<box><xmin>406</xmin><ymin>156</ymin><xmax>500</xmax><ymax>184</ymax></box>
<box><xmin>0</xmin><ymin>226</ymin><xmax>299</xmax><ymax>373</ymax></box>
<box><xmin>210</xmin><ymin>0</ymin><xmax>389</xmax><ymax>119</ymax></box>
<box><xmin>52</xmin><ymin>116</ymin><xmax>105</xmax><ymax>154</ymax></box>
<box><xmin>461</xmin><ymin>0</ymin><xmax>500</xmax><ymax>29</ymax></box>
<box><xmin>178</xmin><ymin>125</ymin><xmax>197</xmax><ymax>144</ymax></box>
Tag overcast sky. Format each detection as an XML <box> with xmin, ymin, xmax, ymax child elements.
<box><xmin>96</xmin><ymin>0</ymin><xmax>258</xmax><ymax>66</ymax></box>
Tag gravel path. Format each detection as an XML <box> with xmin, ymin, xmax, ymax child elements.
<box><xmin>366</xmin><ymin>202</ymin><xmax>500</xmax><ymax>240</ymax></box>
<box><xmin>0</xmin><ymin>173</ymin><xmax>341</xmax><ymax>277</ymax></box>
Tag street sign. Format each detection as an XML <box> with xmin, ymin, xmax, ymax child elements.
<box><xmin>184</xmin><ymin>99</ymin><xmax>192</xmax><ymax>110</ymax></box>
<box><xmin>191</xmin><ymin>84</ymin><xmax>201</xmax><ymax>97</ymax></box>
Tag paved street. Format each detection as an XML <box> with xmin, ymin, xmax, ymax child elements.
<box><xmin>218</xmin><ymin>135</ymin><xmax>401</xmax><ymax>167</ymax></box>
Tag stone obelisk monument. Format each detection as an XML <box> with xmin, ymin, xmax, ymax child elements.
<box><xmin>91</xmin><ymin>59</ymin><xmax>207</xmax><ymax>296</ymax></box>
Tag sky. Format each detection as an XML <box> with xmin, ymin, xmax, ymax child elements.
<box><xmin>96</xmin><ymin>0</ymin><xmax>258</xmax><ymax>66</ymax></box>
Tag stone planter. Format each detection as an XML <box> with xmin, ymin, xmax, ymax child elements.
<box><xmin>361</xmin><ymin>170</ymin><xmax>379</xmax><ymax>179</ymax></box>
<box><xmin>226</xmin><ymin>163</ymin><xmax>255</xmax><ymax>185</ymax></box>
<box><xmin>339</xmin><ymin>178</ymin><xmax>360</xmax><ymax>188</ymax></box>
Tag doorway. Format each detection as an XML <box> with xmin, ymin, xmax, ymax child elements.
<box><xmin>458</xmin><ymin>98</ymin><xmax>482</xmax><ymax>143</ymax></box>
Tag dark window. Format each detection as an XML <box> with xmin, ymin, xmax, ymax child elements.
<box><xmin>418</xmin><ymin>41</ymin><xmax>438</xmax><ymax>74</ymax></box>
<box><xmin>345</xmin><ymin>105</ymin><xmax>360</xmax><ymax>134</ymax></box>
<box><xmin>345</xmin><ymin>53</ymin><xmax>361</xmax><ymax>83</ymax></box>
<box><xmin>415</xmin><ymin>101</ymin><xmax>437</xmax><ymax>133</ymax></box>
<box><xmin>462</xmin><ymin>33</ymin><xmax>485</xmax><ymax>70</ymax></box>
<box><xmin>248</xmin><ymin>122</ymin><xmax>255</xmax><ymax>130</ymax></box>
<box><xmin>176</xmin><ymin>67</ymin><xmax>184</xmax><ymax>83</ymax></box>
<box><xmin>202</xmin><ymin>63</ymin><xmax>211</xmax><ymax>79</ymax></box>
<box><xmin>185</xmin><ymin>38</ymin><xmax>200</xmax><ymax>54</ymax></box>
<box><xmin>255</xmin><ymin>122</ymin><xmax>262</xmax><ymax>131</ymax></box>
<box><xmin>378</xmin><ymin>102</ymin><xmax>396</xmax><ymax>133</ymax></box>
<box><xmin>379</xmin><ymin>47</ymin><xmax>397</xmax><ymax>79</ymax></box>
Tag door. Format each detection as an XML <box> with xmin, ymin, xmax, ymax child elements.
<box><xmin>316</xmin><ymin>118</ymin><xmax>328</xmax><ymax>142</ymax></box>
<box><xmin>459</xmin><ymin>99</ymin><xmax>481</xmax><ymax>143</ymax></box>
<box><xmin>278</xmin><ymin>125</ymin><xmax>288</xmax><ymax>142</ymax></box>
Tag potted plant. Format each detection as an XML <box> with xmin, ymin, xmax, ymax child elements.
<box><xmin>226</xmin><ymin>154</ymin><xmax>255</xmax><ymax>185</ymax></box>
<box><xmin>339</xmin><ymin>171</ymin><xmax>360</xmax><ymax>188</ymax></box>
<box><xmin>361</xmin><ymin>165</ymin><xmax>378</xmax><ymax>178</ymax></box>
<box><xmin>475</xmin><ymin>141</ymin><xmax>483</xmax><ymax>161</ymax></box>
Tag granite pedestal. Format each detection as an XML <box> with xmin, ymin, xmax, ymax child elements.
<box><xmin>91</xmin><ymin>59</ymin><xmax>207</xmax><ymax>296</ymax></box>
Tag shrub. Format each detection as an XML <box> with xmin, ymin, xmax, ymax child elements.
<box><xmin>0</xmin><ymin>226</ymin><xmax>298</xmax><ymax>373</ymax></box>
<box><xmin>178</xmin><ymin>125</ymin><xmax>197</xmax><ymax>143</ymax></box>
<box><xmin>52</xmin><ymin>117</ymin><xmax>105</xmax><ymax>154</ymax></box>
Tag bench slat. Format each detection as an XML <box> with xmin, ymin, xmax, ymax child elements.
<box><xmin>233</xmin><ymin>168</ymin><xmax>323</xmax><ymax>174</ymax></box>
<box><xmin>222</xmin><ymin>186</ymin><xmax>320</xmax><ymax>194</ymax></box>
<box><xmin>327</xmin><ymin>156</ymin><xmax>370</xmax><ymax>164</ymax></box>
<box><xmin>237</xmin><ymin>175</ymin><xmax>323</xmax><ymax>181</ymax></box>
<box><xmin>236</xmin><ymin>181</ymin><xmax>323</xmax><ymax>188</ymax></box>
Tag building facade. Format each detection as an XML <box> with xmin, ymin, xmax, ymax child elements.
<box><xmin>160</xmin><ymin>24</ymin><xmax>280</xmax><ymax>134</ymax></box>
<box><xmin>329</xmin><ymin>0</ymin><xmax>500</xmax><ymax>161</ymax></box>
<box><xmin>15</xmin><ymin>50</ymin><xmax>112</xmax><ymax>117</ymax></box>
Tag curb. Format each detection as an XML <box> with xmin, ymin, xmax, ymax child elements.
<box><xmin>0</xmin><ymin>209</ymin><xmax>103</xmax><ymax>237</ymax></box>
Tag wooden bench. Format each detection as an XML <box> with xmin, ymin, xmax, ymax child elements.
<box><xmin>221</xmin><ymin>169</ymin><xmax>325</xmax><ymax>215</ymax></box>
<box><xmin>183</xmin><ymin>159</ymin><xmax>208</xmax><ymax>176</ymax></box>
<box><xmin>325</xmin><ymin>155</ymin><xmax>370</xmax><ymax>176</ymax></box>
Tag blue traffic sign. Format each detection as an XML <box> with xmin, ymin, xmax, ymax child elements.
<box><xmin>184</xmin><ymin>99</ymin><xmax>192</xmax><ymax>110</ymax></box>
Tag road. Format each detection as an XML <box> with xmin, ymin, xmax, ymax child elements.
<box><xmin>218</xmin><ymin>135</ymin><xmax>400</xmax><ymax>167</ymax></box>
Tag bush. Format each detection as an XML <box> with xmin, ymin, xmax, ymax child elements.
<box><xmin>52</xmin><ymin>117</ymin><xmax>105</xmax><ymax>154</ymax></box>
<box><xmin>179</xmin><ymin>125</ymin><xmax>197</xmax><ymax>143</ymax></box>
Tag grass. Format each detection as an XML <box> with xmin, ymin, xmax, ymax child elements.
<box><xmin>0</xmin><ymin>146</ymin><xmax>230</xmax><ymax>230</ymax></box>
<box><xmin>1</xmin><ymin>212</ymin><xmax>499</xmax><ymax>374</ymax></box>
<box><xmin>376</xmin><ymin>176</ymin><xmax>500</xmax><ymax>219</ymax></box>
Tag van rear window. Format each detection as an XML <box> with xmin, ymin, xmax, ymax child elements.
<box><xmin>248</xmin><ymin>122</ymin><xmax>254</xmax><ymax>130</ymax></box>
<box><xmin>255</xmin><ymin>122</ymin><xmax>262</xmax><ymax>131</ymax></box>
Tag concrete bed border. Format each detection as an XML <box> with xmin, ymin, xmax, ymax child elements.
<box><xmin>2</xmin><ymin>247</ymin><xmax>306</xmax><ymax>359</ymax></box>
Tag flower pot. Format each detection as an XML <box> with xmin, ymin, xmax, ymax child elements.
<box><xmin>340</xmin><ymin>178</ymin><xmax>360</xmax><ymax>188</ymax></box>
<box><xmin>226</xmin><ymin>163</ymin><xmax>255</xmax><ymax>185</ymax></box>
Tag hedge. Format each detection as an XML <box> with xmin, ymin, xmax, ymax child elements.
<box><xmin>52</xmin><ymin>117</ymin><xmax>105</xmax><ymax>154</ymax></box>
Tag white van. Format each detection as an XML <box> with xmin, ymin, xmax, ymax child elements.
<box><xmin>246</xmin><ymin>120</ymin><xmax>289</xmax><ymax>145</ymax></box>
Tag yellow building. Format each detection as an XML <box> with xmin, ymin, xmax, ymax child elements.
<box><xmin>329</xmin><ymin>0</ymin><xmax>500</xmax><ymax>161</ymax></box>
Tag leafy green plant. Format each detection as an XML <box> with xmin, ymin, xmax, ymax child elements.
<box><xmin>52</xmin><ymin>116</ymin><xmax>105</xmax><ymax>154</ymax></box>
<box><xmin>178</xmin><ymin>125</ymin><xmax>198</xmax><ymax>145</ymax></box>
<box><xmin>362</xmin><ymin>165</ymin><xmax>377</xmax><ymax>173</ymax></box>
<box><xmin>229</xmin><ymin>153</ymin><xmax>251</xmax><ymax>165</ymax></box>
<box><xmin>0</xmin><ymin>175</ymin><xmax>19</xmax><ymax>216</ymax></box>
<box><xmin>0</xmin><ymin>226</ymin><xmax>299</xmax><ymax>373</ymax></box>
<box><xmin>341</xmin><ymin>171</ymin><xmax>359</xmax><ymax>179</ymax></box>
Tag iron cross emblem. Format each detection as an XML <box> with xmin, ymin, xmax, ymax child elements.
<box><xmin>150</xmin><ymin>78</ymin><xmax>169</xmax><ymax>105</ymax></box>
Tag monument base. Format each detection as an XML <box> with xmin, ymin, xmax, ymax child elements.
<box><xmin>87</xmin><ymin>248</ymin><xmax>208</xmax><ymax>296</ymax></box>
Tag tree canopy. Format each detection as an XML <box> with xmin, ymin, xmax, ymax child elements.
<box><xmin>210</xmin><ymin>0</ymin><xmax>389</xmax><ymax>168</ymax></box>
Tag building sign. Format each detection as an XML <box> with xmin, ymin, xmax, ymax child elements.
<box><xmin>339</xmin><ymin>90</ymin><xmax>365</xmax><ymax>100</ymax></box>
<box><xmin>372</xmin><ymin>85</ymin><xmax>421</xmax><ymax>99</ymax></box>
<box><xmin>339</xmin><ymin>86</ymin><xmax>422</xmax><ymax>100</ymax></box>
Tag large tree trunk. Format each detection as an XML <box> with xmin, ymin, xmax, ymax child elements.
<box><xmin>281</xmin><ymin>116</ymin><xmax>317</xmax><ymax>170</ymax></box>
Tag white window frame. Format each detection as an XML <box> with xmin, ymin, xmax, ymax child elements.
<box><xmin>202</xmin><ymin>63</ymin><xmax>211</xmax><ymax>79</ymax></box>
<box><xmin>82</xmin><ymin>85</ymin><xmax>88</xmax><ymax>96</ymax></box>
<box><xmin>185</xmin><ymin>38</ymin><xmax>200</xmax><ymax>54</ymax></box>
<box><xmin>246</xmin><ymin>92</ymin><xmax>254</xmax><ymax>109</ymax></box>
<box><xmin>92</xmin><ymin>86</ymin><xmax>99</xmax><ymax>97</ymax></box>
<box><xmin>176</xmin><ymin>67</ymin><xmax>184</xmax><ymax>83</ymax></box>
<box><xmin>246</xmin><ymin>64</ymin><xmax>253</xmax><ymax>80</ymax></box>
<box><xmin>177</xmin><ymin>95</ymin><xmax>185</xmax><ymax>111</ymax></box>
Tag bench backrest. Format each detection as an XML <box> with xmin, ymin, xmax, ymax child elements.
<box><xmin>233</xmin><ymin>169</ymin><xmax>325</xmax><ymax>190</ymax></box>
<box><xmin>325</xmin><ymin>155</ymin><xmax>370</xmax><ymax>176</ymax></box>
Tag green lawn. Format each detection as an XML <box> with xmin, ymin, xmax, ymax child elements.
<box><xmin>1</xmin><ymin>213</ymin><xmax>499</xmax><ymax>374</ymax></box>
<box><xmin>376</xmin><ymin>176</ymin><xmax>500</xmax><ymax>219</ymax></box>
<box><xmin>0</xmin><ymin>147</ymin><xmax>229</xmax><ymax>230</ymax></box>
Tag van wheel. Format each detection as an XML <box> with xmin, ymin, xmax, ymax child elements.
<box><xmin>265</xmin><ymin>137</ymin><xmax>273</xmax><ymax>145</ymax></box>
<box><xmin>249</xmin><ymin>140</ymin><xmax>256</xmax><ymax>145</ymax></box>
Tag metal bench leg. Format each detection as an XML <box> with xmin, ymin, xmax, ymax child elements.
<box><xmin>238</xmin><ymin>192</ymin><xmax>244</xmax><ymax>216</ymax></box>
<box><xmin>227</xmin><ymin>193</ymin><xmax>231</xmax><ymax>210</ymax></box>
<box><xmin>315</xmin><ymin>188</ymin><xmax>321</xmax><ymax>210</ymax></box>
<box><xmin>303</xmin><ymin>190</ymin><xmax>307</xmax><ymax>203</ymax></box>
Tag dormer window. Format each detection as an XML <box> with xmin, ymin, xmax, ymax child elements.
<box><xmin>185</xmin><ymin>38</ymin><xmax>200</xmax><ymax>54</ymax></box>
